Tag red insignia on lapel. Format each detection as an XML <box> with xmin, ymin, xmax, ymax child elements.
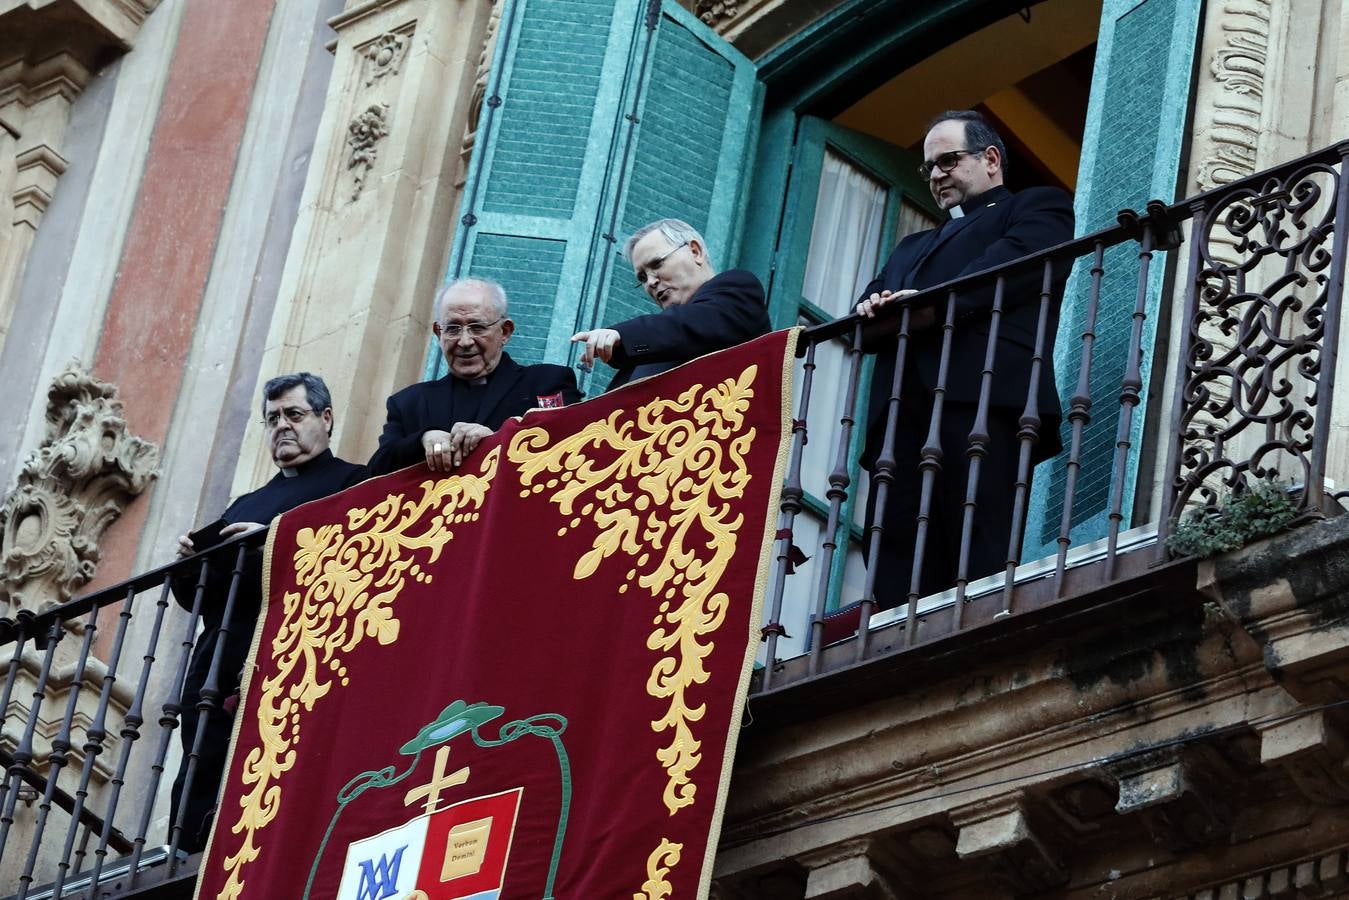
<box><xmin>536</xmin><ymin>392</ymin><xmax>565</xmax><ymax>409</ymax></box>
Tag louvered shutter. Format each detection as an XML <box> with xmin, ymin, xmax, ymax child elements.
<box><xmin>1026</xmin><ymin>0</ymin><xmax>1202</xmax><ymax>556</ymax></box>
<box><xmin>431</xmin><ymin>0</ymin><xmax>760</xmax><ymax>391</ymax></box>
<box><xmin>428</xmin><ymin>0</ymin><xmax>643</xmax><ymax>378</ymax></box>
<box><xmin>579</xmin><ymin>1</ymin><xmax>762</xmax><ymax>393</ymax></box>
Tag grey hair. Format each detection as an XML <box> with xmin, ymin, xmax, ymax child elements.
<box><xmin>435</xmin><ymin>277</ymin><xmax>509</xmax><ymax>321</ymax></box>
<box><xmin>262</xmin><ymin>372</ymin><xmax>334</xmax><ymax>434</ymax></box>
<box><xmin>926</xmin><ymin>110</ymin><xmax>1009</xmax><ymax>177</ymax></box>
<box><xmin>622</xmin><ymin>218</ymin><xmax>714</xmax><ymax>269</ymax></box>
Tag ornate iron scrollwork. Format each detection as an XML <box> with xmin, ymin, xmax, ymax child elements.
<box><xmin>1171</xmin><ymin>161</ymin><xmax>1341</xmax><ymax>518</ymax></box>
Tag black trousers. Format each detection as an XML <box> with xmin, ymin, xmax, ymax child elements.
<box><xmin>863</xmin><ymin>394</ymin><xmax>1031</xmax><ymax>610</ymax></box>
<box><xmin>168</xmin><ymin>615</ymin><xmax>251</xmax><ymax>854</ymax></box>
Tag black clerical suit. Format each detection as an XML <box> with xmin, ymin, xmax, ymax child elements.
<box><xmin>860</xmin><ymin>184</ymin><xmax>1074</xmax><ymax>604</ymax></box>
<box><xmin>368</xmin><ymin>352</ymin><xmax>581</xmax><ymax>476</ymax></box>
<box><xmin>604</xmin><ymin>269</ymin><xmax>770</xmax><ymax>391</ymax></box>
<box><xmin>170</xmin><ymin>449</ymin><xmax>363</xmax><ymax>852</ymax></box>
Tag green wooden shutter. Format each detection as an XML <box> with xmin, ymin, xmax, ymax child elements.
<box><xmin>579</xmin><ymin>1</ymin><xmax>762</xmax><ymax>393</ymax></box>
<box><xmin>1025</xmin><ymin>0</ymin><xmax>1202</xmax><ymax>556</ymax></box>
<box><xmin>431</xmin><ymin>0</ymin><xmax>760</xmax><ymax>389</ymax></box>
<box><xmin>426</xmin><ymin>0</ymin><xmax>644</xmax><ymax>378</ymax></box>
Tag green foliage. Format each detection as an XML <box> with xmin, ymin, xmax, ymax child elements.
<box><xmin>1167</xmin><ymin>480</ymin><xmax>1300</xmax><ymax>558</ymax></box>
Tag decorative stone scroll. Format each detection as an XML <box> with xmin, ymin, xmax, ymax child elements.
<box><xmin>0</xmin><ymin>362</ymin><xmax>158</xmax><ymax>614</ymax></box>
<box><xmin>1195</xmin><ymin>0</ymin><xmax>1271</xmax><ymax>192</ymax></box>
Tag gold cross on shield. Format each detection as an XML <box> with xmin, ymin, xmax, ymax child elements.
<box><xmin>403</xmin><ymin>745</ymin><xmax>469</xmax><ymax>815</ymax></box>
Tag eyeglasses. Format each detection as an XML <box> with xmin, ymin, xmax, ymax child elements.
<box><xmin>434</xmin><ymin>316</ymin><xmax>504</xmax><ymax>339</ymax></box>
<box><xmin>263</xmin><ymin>407</ymin><xmax>318</xmax><ymax>429</ymax></box>
<box><xmin>917</xmin><ymin>148</ymin><xmax>987</xmax><ymax>180</ymax></box>
<box><xmin>635</xmin><ymin>240</ymin><xmax>689</xmax><ymax>285</ymax></box>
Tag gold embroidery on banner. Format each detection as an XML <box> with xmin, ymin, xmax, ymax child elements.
<box><xmin>216</xmin><ymin>449</ymin><xmax>500</xmax><ymax>899</ymax></box>
<box><xmin>636</xmin><ymin>838</ymin><xmax>683</xmax><ymax>900</ymax></box>
<box><xmin>508</xmin><ymin>368</ymin><xmax>759</xmax><ymax>820</ymax></box>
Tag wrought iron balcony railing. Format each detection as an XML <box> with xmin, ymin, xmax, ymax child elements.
<box><xmin>758</xmin><ymin>138</ymin><xmax>1349</xmax><ymax>692</ymax></box>
<box><xmin>0</xmin><ymin>533</ymin><xmax>266</xmax><ymax>899</ymax></box>
<box><xmin>1</xmin><ymin>140</ymin><xmax>1346</xmax><ymax>898</ymax></box>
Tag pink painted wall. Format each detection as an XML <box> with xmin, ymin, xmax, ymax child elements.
<box><xmin>88</xmin><ymin>0</ymin><xmax>278</xmax><ymax>593</ymax></box>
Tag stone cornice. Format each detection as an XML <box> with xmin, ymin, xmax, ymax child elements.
<box><xmin>328</xmin><ymin>0</ymin><xmax>421</xmax><ymax>35</ymax></box>
<box><xmin>1199</xmin><ymin>517</ymin><xmax>1349</xmax><ymax>703</ymax></box>
<box><xmin>14</xmin><ymin>142</ymin><xmax>66</xmax><ymax>177</ymax></box>
<box><xmin>0</xmin><ymin>52</ymin><xmax>95</xmax><ymax>104</ymax></box>
<box><xmin>0</xmin><ymin>0</ymin><xmax>163</xmax><ymax>53</ymax></box>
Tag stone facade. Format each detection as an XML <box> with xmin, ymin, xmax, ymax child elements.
<box><xmin>713</xmin><ymin>517</ymin><xmax>1349</xmax><ymax>898</ymax></box>
<box><xmin>0</xmin><ymin>0</ymin><xmax>161</xmax><ymax>355</ymax></box>
<box><xmin>232</xmin><ymin>0</ymin><xmax>499</xmax><ymax>498</ymax></box>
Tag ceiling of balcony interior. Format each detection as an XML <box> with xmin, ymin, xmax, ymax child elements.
<box><xmin>833</xmin><ymin>0</ymin><xmax>1103</xmax><ymax>191</ymax></box>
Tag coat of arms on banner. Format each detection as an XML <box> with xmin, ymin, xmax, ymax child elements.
<box><xmin>335</xmin><ymin>789</ymin><xmax>521</xmax><ymax>900</ymax></box>
<box><xmin>314</xmin><ymin>701</ymin><xmax>569</xmax><ymax>900</ymax></box>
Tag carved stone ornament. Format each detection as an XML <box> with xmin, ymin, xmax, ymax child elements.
<box><xmin>363</xmin><ymin>31</ymin><xmax>410</xmax><ymax>87</ymax></box>
<box><xmin>0</xmin><ymin>362</ymin><xmax>159</xmax><ymax>614</ymax></box>
<box><xmin>1195</xmin><ymin>0</ymin><xmax>1270</xmax><ymax>191</ymax></box>
<box><xmin>458</xmin><ymin>0</ymin><xmax>504</xmax><ymax>188</ymax></box>
<box><xmin>695</xmin><ymin>0</ymin><xmax>741</xmax><ymax>26</ymax></box>
<box><xmin>346</xmin><ymin>102</ymin><xmax>390</xmax><ymax>200</ymax></box>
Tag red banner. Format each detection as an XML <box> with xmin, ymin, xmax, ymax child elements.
<box><xmin>193</xmin><ymin>329</ymin><xmax>798</xmax><ymax>900</ymax></box>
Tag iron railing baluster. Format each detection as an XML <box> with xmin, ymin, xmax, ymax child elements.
<box><xmin>168</xmin><ymin>543</ymin><xmax>249</xmax><ymax>873</ymax></box>
<box><xmin>0</xmin><ymin>616</ymin><xmax>29</xmax><ymax>818</ymax></box>
<box><xmin>919</xmin><ymin>291</ymin><xmax>955</xmax><ymax>633</ymax></box>
<box><xmin>124</xmin><ymin>557</ymin><xmax>211</xmax><ymax>887</ymax></box>
<box><xmin>1003</xmin><ymin>259</ymin><xmax>1057</xmax><ymax>612</ymax></box>
<box><xmin>763</xmin><ymin>341</ymin><xmax>815</xmax><ymax>690</ymax></box>
<box><xmin>52</xmin><ymin>584</ymin><xmax>138</xmax><ymax>898</ymax></box>
<box><xmin>808</xmin><ymin>324</ymin><xmax>865</xmax><ymax>675</ymax></box>
<box><xmin>0</xmin><ymin>618</ymin><xmax>63</xmax><ymax>860</ymax></box>
<box><xmin>15</xmin><ymin>605</ymin><xmax>100</xmax><ymax>899</ymax></box>
<box><xmin>73</xmin><ymin>820</ymin><xmax>92</xmax><ymax>874</ymax></box>
<box><xmin>954</xmin><ymin>276</ymin><xmax>1006</xmax><ymax>609</ymax></box>
<box><xmin>1057</xmin><ymin>242</ymin><xmax>1106</xmax><ymax>586</ymax></box>
<box><xmin>1104</xmin><ymin>223</ymin><xmax>1157</xmax><ymax>582</ymax></box>
<box><xmin>857</xmin><ymin>306</ymin><xmax>913</xmax><ymax>660</ymax></box>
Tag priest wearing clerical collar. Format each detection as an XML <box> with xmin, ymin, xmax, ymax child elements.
<box><xmin>170</xmin><ymin>371</ymin><xmax>365</xmax><ymax>852</ymax></box>
<box><xmin>367</xmin><ymin>277</ymin><xmax>581</xmax><ymax>476</ymax></box>
<box><xmin>569</xmin><ymin>217</ymin><xmax>770</xmax><ymax>392</ymax></box>
<box><xmin>854</xmin><ymin>110</ymin><xmax>1075</xmax><ymax>607</ymax></box>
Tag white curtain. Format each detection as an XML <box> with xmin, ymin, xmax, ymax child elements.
<box><xmin>772</xmin><ymin>156</ymin><xmax>945</xmax><ymax>645</ymax></box>
<box><xmin>802</xmin><ymin>150</ymin><xmax>887</xmax><ymax>316</ymax></box>
<box><xmin>797</xmin><ymin>151</ymin><xmax>887</xmax><ymax>502</ymax></box>
<box><xmin>776</xmin><ymin>152</ymin><xmax>887</xmax><ymax>637</ymax></box>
